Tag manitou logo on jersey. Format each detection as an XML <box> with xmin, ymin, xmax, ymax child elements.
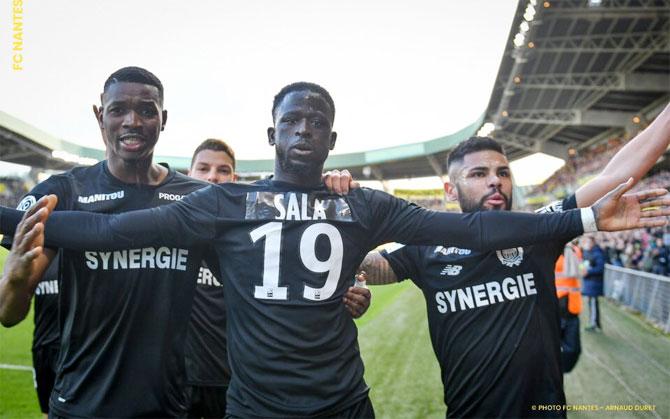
<box><xmin>434</xmin><ymin>273</ymin><xmax>537</xmax><ymax>313</ymax></box>
<box><xmin>84</xmin><ymin>247</ymin><xmax>189</xmax><ymax>271</ymax></box>
<box><xmin>434</xmin><ymin>246</ymin><xmax>472</xmax><ymax>256</ymax></box>
<box><xmin>78</xmin><ymin>190</ymin><xmax>125</xmax><ymax>204</ymax></box>
<box><xmin>245</xmin><ymin>192</ymin><xmax>353</xmax><ymax>221</ymax></box>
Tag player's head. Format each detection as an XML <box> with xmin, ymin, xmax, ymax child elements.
<box><xmin>445</xmin><ymin>136</ymin><xmax>513</xmax><ymax>213</ymax></box>
<box><xmin>97</xmin><ymin>66</ymin><xmax>167</xmax><ymax>163</ymax></box>
<box><xmin>268</xmin><ymin>82</ymin><xmax>337</xmax><ymax>177</ymax></box>
<box><xmin>188</xmin><ymin>138</ymin><xmax>237</xmax><ymax>184</ymax></box>
<box><xmin>581</xmin><ymin>235</ymin><xmax>596</xmax><ymax>251</ymax></box>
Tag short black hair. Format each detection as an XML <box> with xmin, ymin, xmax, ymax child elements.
<box><xmin>190</xmin><ymin>138</ymin><xmax>236</xmax><ymax>169</ymax></box>
<box><xmin>272</xmin><ymin>82</ymin><xmax>335</xmax><ymax>121</ymax></box>
<box><xmin>103</xmin><ymin>66</ymin><xmax>164</xmax><ymax>104</ymax></box>
<box><xmin>447</xmin><ymin>136</ymin><xmax>506</xmax><ymax>171</ymax></box>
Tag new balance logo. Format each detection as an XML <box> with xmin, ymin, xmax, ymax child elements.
<box><xmin>440</xmin><ymin>265</ymin><xmax>462</xmax><ymax>276</ymax></box>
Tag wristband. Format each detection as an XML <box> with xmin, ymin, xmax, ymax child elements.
<box><xmin>581</xmin><ymin>208</ymin><xmax>598</xmax><ymax>233</ymax></box>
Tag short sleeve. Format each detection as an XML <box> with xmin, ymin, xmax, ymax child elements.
<box><xmin>381</xmin><ymin>244</ymin><xmax>424</xmax><ymax>285</ymax></box>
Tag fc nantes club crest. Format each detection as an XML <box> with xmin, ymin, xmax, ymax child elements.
<box><xmin>496</xmin><ymin>247</ymin><xmax>524</xmax><ymax>267</ymax></box>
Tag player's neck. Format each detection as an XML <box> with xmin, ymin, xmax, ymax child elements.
<box><xmin>273</xmin><ymin>166</ymin><xmax>322</xmax><ymax>188</ymax></box>
<box><xmin>107</xmin><ymin>156</ymin><xmax>168</xmax><ymax>186</ymax></box>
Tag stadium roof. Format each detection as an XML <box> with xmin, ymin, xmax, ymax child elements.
<box><xmin>0</xmin><ymin>108</ymin><xmax>481</xmax><ymax>179</ymax></box>
<box><xmin>484</xmin><ymin>0</ymin><xmax>670</xmax><ymax>161</ymax></box>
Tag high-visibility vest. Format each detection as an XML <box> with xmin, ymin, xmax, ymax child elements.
<box><xmin>555</xmin><ymin>244</ymin><xmax>582</xmax><ymax>315</ymax></box>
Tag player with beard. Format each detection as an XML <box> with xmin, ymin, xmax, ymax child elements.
<box><xmin>183</xmin><ymin>138</ymin><xmax>372</xmax><ymax>418</ymax></box>
<box><xmin>357</xmin><ymin>104</ymin><xmax>670</xmax><ymax>418</ymax></box>
<box><xmin>1</xmin><ymin>83</ymin><xmax>668</xmax><ymax>418</ymax></box>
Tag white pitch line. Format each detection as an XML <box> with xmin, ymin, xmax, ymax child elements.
<box><xmin>0</xmin><ymin>363</ymin><xmax>32</xmax><ymax>371</ymax></box>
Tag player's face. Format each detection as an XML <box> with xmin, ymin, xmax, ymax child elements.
<box><xmin>98</xmin><ymin>82</ymin><xmax>166</xmax><ymax>163</ymax></box>
<box><xmin>447</xmin><ymin>150</ymin><xmax>513</xmax><ymax>213</ymax></box>
<box><xmin>188</xmin><ymin>149</ymin><xmax>236</xmax><ymax>184</ymax></box>
<box><xmin>268</xmin><ymin>91</ymin><xmax>336</xmax><ymax>175</ymax></box>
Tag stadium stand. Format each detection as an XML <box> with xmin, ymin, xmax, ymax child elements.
<box><xmin>483</xmin><ymin>0</ymin><xmax>669</xmax><ymax>162</ymax></box>
<box><xmin>0</xmin><ymin>177</ymin><xmax>27</xmax><ymax>208</ymax></box>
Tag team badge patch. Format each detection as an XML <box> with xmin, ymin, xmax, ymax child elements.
<box><xmin>16</xmin><ymin>195</ymin><xmax>37</xmax><ymax>211</ymax></box>
<box><xmin>496</xmin><ymin>247</ymin><xmax>524</xmax><ymax>267</ymax></box>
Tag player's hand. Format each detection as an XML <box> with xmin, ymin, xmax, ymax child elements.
<box><xmin>592</xmin><ymin>178</ymin><xmax>670</xmax><ymax>231</ymax></box>
<box><xmin>323</xmin><ymin>169</ymin><xmax>359</xmax><ymax>195</ymax></box>
<box><xmin>3</xmin><ymin>196</ymin><xmax>56</xmax><ymax>287</ymax></box>
<box><xmin>344</xmin><ymin>273</ymin><xmax>371</xmax><ymax>319</ymax></box>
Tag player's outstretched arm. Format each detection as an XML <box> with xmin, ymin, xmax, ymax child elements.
<box><xmin>357</xmin><ymin>252</ymin><xmax>399</xmax><ymax>285</ymax></box>
<box><xmin>576</xmin><ymin>103</ymin><xmax>670</xmax><ymax>207</ymax></box>
<box><xmin>378</xmin><ymin>186</ymin><xmax>665</xmax><ymax>251</ymax></box>
<box><xmin>0</xmin><ymin>197</ymin><xmax>56</xmax><ymax>327</ymax></box>
<box><xmin>0</xmin><ymin>188</ymin><xmax>220</xmax><ymax>251</ymax></box>
<box><xmin>591</xmin><ymin>178</ymin><xmax>670</xmax><ymax>231</ymax></box>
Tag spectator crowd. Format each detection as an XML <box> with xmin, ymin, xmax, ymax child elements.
<box><xmin>0</xmin><ymin>177</ymin><xmax>28</xmax><ymax>208</ymax></box>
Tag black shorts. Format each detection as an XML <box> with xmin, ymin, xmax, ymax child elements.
<box><xmin>326</xmin><ymin>395</ymin><xmax>375</xmax><ymax>419</ymax></box>
<box><xmin>187</xmin><ymin>384</ymin><xmax>228</xmax><ymax>418</ymax></box>
<box><xmin>32</xmin><ymin>345</ymin><xmax>59</xmax><ymax>414</ymax></box>
<box><xmin>224</xmin><ymin>395</ymin><xmax>375</xmax><ymax>419</ymax></box>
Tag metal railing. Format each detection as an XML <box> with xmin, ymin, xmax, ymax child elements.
<box><xmin>604</xmin><ymin>264</ymin><xmax>670</xmax><ymax>333</ymax></box>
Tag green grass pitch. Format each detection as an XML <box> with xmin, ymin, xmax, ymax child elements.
<box><xmin>0</xmin><ymin>245</ymin><xmax>668</xmax><ymax>418</ymax></box>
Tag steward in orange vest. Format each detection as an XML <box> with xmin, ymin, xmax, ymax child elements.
<box><xmin>555</xmin><ymin>244</ymin><xmax>582</xmax><ymax>315</ymax></box>
<box><xmin>555</xmin><ymin>242</ymin><xmax>582</xmax><ymax>373</ymax></box>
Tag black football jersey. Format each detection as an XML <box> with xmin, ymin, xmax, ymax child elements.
<box><xmin>382</xmin><ymin>195</ymin><xmax>578</xmax><ymax>418</ymax></box>
<box><xmin>16</xmin><ymin>161</ymin><xmax>207</xmax><ymax>417</ymax></box>
<box><xmin>184</xmin><ymin>260</ymin><xmax>231</xmax><ymax>387</ymax></box>
<box><xmin>4</xmin><ymin>181</ymin><xmax>586</xmax><ymax>417</ymax></box>
<box><xmin>32</xmin><ymin>253</ymin><xmax>60</xmax><ymax>349</ymax></box>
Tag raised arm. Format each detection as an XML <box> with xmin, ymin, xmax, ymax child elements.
<box><xmin>0</xmin><ymin>200</ymin><xmax>55</xmax><ymax>326</ymax></box>
<box><xmin>575</xmin><ymin>103</ymin><xmax>670</xmax><ymax>207</ymax></box>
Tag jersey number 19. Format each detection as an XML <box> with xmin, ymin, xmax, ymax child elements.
<box><xmin>250</xmin><ymin>222</ymin><xmax>344</xmax><ymax>301</ymax></box>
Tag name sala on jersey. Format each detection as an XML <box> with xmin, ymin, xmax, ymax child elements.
<box><xmin>272</xmin><ymin>193</ymin><xmax>329</xmax><ymax>220</ymax></box>
<box><xmin>435</xmin><ymin>273</ymin><xmax>537</xmax><ymax>314</ymax></box>
<box><xmin>84</xmin><ymin>247</ymin><xmax>189</xmax><ymax>271</ymax></box>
